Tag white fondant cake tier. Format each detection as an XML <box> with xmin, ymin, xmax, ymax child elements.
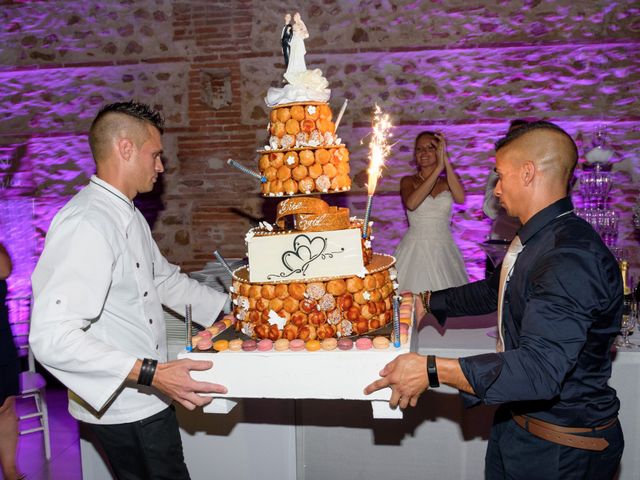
<box><xmin>246</xmin><ymin>227</ymin><xmax>364</xmax><ymax>283</ymax></box>
<box><xmin>233</xmin><ymin>253</ymin><xmax>395</xmax><ymax>285</ymax></box>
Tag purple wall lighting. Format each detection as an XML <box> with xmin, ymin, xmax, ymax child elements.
<box><xmin>0</xmin><ymin>0</ymin><xmax>638</xmax><ymax>325</ymax></box>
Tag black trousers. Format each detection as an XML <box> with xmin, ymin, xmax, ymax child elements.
<box><xmin>87</xmin><ymin>406</ymin><xmax>190</xmax><ymax>480</ymax></box>
<box><xmin>486</xmin><ymin>408</ymin><xmax>624</xmax><ymax>480</ymax></box>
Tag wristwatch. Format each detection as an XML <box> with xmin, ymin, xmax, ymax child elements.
<box><xmin>426</xmin><ymin>355</ymin><xmax>439</xmax><ymax>388</ymax></box>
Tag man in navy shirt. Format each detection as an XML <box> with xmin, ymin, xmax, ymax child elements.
<box><xmin>365</xmin><ymin>121</ymin><xmax>623</xmax><ymax>479</ymax></box>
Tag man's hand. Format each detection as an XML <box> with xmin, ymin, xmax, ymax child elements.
<box><xmin>364</xmin><ymin>352</ymin><xmax>428</xmax><ymax>409</ymax></box>
<box><xmin>152</xmin><ymin>359</ymin><xmax>227</xmax><ymax>411</ymax></box>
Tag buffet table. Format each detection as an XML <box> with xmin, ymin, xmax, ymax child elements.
<box><xmin>80</xmin><ymin>313</ymin><xmax>640</xmax><ymax>480</ymax></box>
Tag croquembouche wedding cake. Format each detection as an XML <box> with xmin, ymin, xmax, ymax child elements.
<box><xmin>193</xmin><ymin>15</ymin><xmax>412</xmax><ymax>356</ymax></box>
<box><xmin>222</xmin><ymin>12</ymin><xmax>401</xmax><ymax>346</ymax></box>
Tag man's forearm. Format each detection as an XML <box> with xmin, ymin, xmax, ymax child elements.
<box><xmin>435</xmin><ymin>357</ymin><xmax>475</xmax><ymax>395</ymax></box>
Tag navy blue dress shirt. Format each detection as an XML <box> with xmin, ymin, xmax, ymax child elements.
<box><xmin>431</xmin><ymin>197</ymin><xmax>622</xmax><ymax>427</ymax></box>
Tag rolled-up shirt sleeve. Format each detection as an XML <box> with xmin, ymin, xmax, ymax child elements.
<box><xmin>459</xmin><ymin>248</ymin><xmax>608</xmax><ymax>405</ymax></box>
<box><xmin>30</xmin><ymin>216</ymin><xmax>137</xmax><ymax>413</ymax></box>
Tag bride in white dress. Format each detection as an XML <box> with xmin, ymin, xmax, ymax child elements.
<box><xmin>394</xmin><ymin>131</ymin><xmax>468</xmax><ymax>293</ymax></box>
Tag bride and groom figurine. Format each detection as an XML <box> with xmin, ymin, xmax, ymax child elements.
<box><xmin>281</xmin><ymin>12</ymin><xmax>308</xmax><ymax>81</ymax></box>
<box><xmin>266</xmin><ymin>11</ymin><xmax>329</xmax><ymax>107</ymax></box>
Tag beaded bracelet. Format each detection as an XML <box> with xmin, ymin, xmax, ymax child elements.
<box><xmin>137</xmin><ymin>358</ymin><xmax>158</xmax><ymax>387</ymax></box>
<box><xmin>420</xmin><ymin>290</ymin><xmax>432</xmax><ymax>315</ymax></box>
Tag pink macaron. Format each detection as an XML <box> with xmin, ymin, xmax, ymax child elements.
<box><xmin>355</xmin><ymin>337</ymin><xmax>373</xmax><ymax>350</ymax></box>
<box><xmin>289</xmin><ymin>339</ymin><xmax>305</xmax><ymax>351</ymax></box>
<box><xmin>257</xmin><ymin>339</ymin><xmax>273</xmax><ymax>351</ymax></box>
<box><xmin>198</xmin><ymin>329</ymin><xmax>213</xmax><ymax>339</ymax></box>
<box><xmin>241</xmin><ymin>339</ymin><xmax>257</xmax><ymax>352</ymax></box>
<box><xmin>196</xmin><ymin>338</ymin><xmax>212</xmax><ymax>351</ymax></box>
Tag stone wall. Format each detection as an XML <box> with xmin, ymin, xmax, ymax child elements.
<box><xmin>0</xmin><ymin>0</ymin><xmax>638</xmax><ymax>297</ymax></box>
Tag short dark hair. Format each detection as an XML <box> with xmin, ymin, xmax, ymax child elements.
<box><xmin>89</xmin><ymin>101</ymin><xmax>164</xmax><ymax>162</ymax></box>
<box><xmin>92</xmin><ymin>100</ymin><xmax>164</xmax><ymax>134</ymax></box>
<box><xmin>495</xmin><ymin>120</ymin><xmax>578</xmax><ymax>162</ymax></box>
<box><xmin>508</xmin><ymin>119</ymin><xmax>529</xmax><ymax>132</ymax></box>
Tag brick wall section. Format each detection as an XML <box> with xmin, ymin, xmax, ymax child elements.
<box><xmin>0</xmin><ymin>0</ymin><xmax>638</xmax><ymax>289</ymax></box>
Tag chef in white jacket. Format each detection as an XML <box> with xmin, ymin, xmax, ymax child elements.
<box><xmin>30</xmin><ymin>101</ymin><xmax>227</xmax><ymax>480</ymax></box>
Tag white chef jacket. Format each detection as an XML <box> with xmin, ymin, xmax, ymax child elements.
<box><xmin>30</xmin><ymin>175</ymin><xmax>227</xmax><ymax>424</ymax></box>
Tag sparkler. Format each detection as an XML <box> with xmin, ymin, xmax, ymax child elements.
<box><xmin>392</xmin><ymin>296</ymin><xmax>401</xmax><ymax>348</ymax></box>
<box><xmin>185</xmin><ymin>304</ymin><xmax>193</xmax><ymax>351</ymax></box>
<box><xmin>333</xmin><ymin>99</ymin><xmax>348</xmax><ymax>133</ymax></box>
<box><xmin>214</xmin><ymin>250</ymin><xmax>234</xmax><ymax>278</ymax></box>
<box><xmin>227</xmin><ymin>158</ymin><xmax>267</xmax><ymax>183</ymax></box>
<box><xmin>362</xmin><ymin>105</ymin><xmax>392</xmax><ymax>239</ymax></box>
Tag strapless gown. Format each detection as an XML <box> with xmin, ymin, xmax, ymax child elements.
<box><xmin>394</xmin><ymin>191</ymin><xmax>468</xmax><ymax>293</ymax></box>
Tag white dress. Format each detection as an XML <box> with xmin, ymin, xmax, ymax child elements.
<box><xmin>394</xmin><ymin>190</ymin><xmax>468</xmax><ymax>293</ymax></box>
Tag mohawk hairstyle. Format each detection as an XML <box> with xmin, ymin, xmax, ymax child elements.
<box><xmin>92</xmin><ymin>100</ymin><xmax>165</xmax><ymax>134</ymax></box>
<box><xmin>495</xmin><ymin>120</ymin><xmax>578</xmax><ymax>162</ymax></box>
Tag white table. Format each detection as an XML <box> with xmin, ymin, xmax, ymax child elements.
<box><xmin>80</xmin><ymin>313</ymin><xmax>639</xmax><ymax>479</ymax></box>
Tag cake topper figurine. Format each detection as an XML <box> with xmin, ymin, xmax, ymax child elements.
<box><xmin>284</xmin><ymin>12</ymin><xmax>309</xmax><ymax>83</ymax></box>
<box><xmin>281</xmin><ymin>13</ymin><xmax>293</xmax><ymax>68</ymax></box>
<box><xmin>265</xmin><ymin>11</ymin><xmax>329</xmax><ymax>108</ymax></box>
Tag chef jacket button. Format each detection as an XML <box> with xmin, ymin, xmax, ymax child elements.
<box><xmin>149</xmin><ymin>318</ymin><xmax>153</xmax><ymax>324</ymax></box>
<box><xmin>144</xmin><ymin>291</ymin><xmax>148</xmax><ymax>297</ymax></box>
<box><xmin>155</xmin><ymin>344</ymin><xmax>159</xmax><ymax>350</ymax></box>
<box><xmin>136</xmin><ymin>262</ymin><xmax>140</xmax><ymax>268</ymax></box>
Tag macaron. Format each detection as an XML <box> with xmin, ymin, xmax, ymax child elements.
<box><xmin>222</xmin><ymin>317</ymin><xmax>233</xmax><ymax>328</ymax></box>
<box><xmin>196</xmin><ymin>337</ymin><xmax>212</xmax><ymax>350</ymax></box>
<box><xmin>400</xmin><ymin>333</ymin><xmax>409</xmax><ymax>345</ymax></box>
<box><xmin>337</xmin><ymin>337</ymin><xmax>353</xmax><ymax>351</ymax></box>
<box><xmin>321</xmin><ymin>338</ymin><xmax>337</xmax><ymax>351</ymax></box>
<box><xmin>355</xmin><ymin>337</ymin><xmax>373</xmax><ymax>350</ymax></box>
<box><xmin>228</xmin><ymin>339</ymin><xmax>243</xmax><ymax>351</ymax></box>
<box><xmin>399</xmin><ymin>323</ymin><xmax>409</xmax><ymax>334</ymax></box>
<box><xmin>372</xmin><ymin>336</ymin><xmax>390</xmax><ymax>349</ymax></box>
<box><xmin>213</xmin><ymin>339</ymin><xmax>229</xmax><ymax>352</ymax></box>
<box><xmin>199</xmin><ymin>329</ymin><xmax>213</xmax><ymax>339</ymax></box>
<box><xmin>242</xmin><ymin>339</ymin><xmax>257</xmax><ymax>352</ymax></box>
<box><xmin>289</xmin><ymin>339</ymin><xmax>305</xmax><ymax>351</ymax></box>
<box><xmin>274</xmin><ymin>338</ymin><xmax>290</xmax><ymax>351</ymax></box>
<box><xmin>257</xmin><ymin>339</ymin><xmax>273</xmax><ymax>351</ymax></box>
<box><xmin>305</xmin><ymin>339</ymin><xmax>321</xmax><ymax>351</ymax></box>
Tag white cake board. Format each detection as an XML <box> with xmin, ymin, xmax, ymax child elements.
<box><xmin>179</xmin><ymin>321</ymin><xmax>417</xmax><ymax>419</ymax></box>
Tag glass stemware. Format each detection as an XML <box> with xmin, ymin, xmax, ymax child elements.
<box><xmin>585</xmin><ymin>125</ymin><xmax>614</xmax><ymax>164</ymax></box>
<box><xmin>579</xmin><ymin>170</ymin><xmax>611</xmax><ymax>209</ymax></box>
<box><xmin>616</xmin><ymin>299</ymin><xmax>637</xmax><ymax>349</ymax></box>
